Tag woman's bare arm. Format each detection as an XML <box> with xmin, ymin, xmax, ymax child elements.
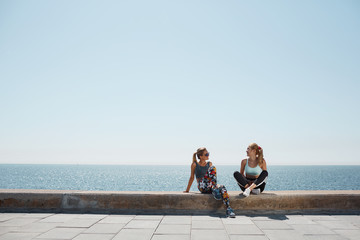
<box><xmin>261</xmin><ymin>159</ymin><xmax>267</xmax><ymax>171</ymax></box>
<box><xmin>240</xmin><ymin>159</ymin><xmax>246</xmax><ymax>176</ymax></box>
<box><xmin>184</xmin><ymin>162</ymin><xmax>196</xmax><ymax>193</ymax></box>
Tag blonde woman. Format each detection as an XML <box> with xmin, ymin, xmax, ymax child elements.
<box><xmin>233</xmin><ymin>143</ymin><xmax>268</xmax><ymax>197</ymax></box>
<box><xmin>184</xmin><ymin>147</ymin><xmax>235</xmax><ymax>218</ymax></box>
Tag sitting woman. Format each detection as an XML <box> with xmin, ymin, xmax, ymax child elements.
<box><xmin>233</xmin><ymin>143</ymin><xmax>268</xmax><ymax>197</ymax></box>
<box><xmin>184</xmin><ymin>147</ymin><xmax>235</xmax><ymax>218</ymax></box>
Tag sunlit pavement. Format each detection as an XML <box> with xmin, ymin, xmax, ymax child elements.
<box><xmin>0</xmin><ymin>213</ymin><xmax>359</xmax><ymax>240</ymax></box>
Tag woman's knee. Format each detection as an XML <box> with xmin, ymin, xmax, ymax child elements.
<box><xmin>233</xmin><ymin>171</ymin><xmax>245</xmax><ymax>183</ymax></box>
<box><xmin>208</xmin><ymin>166</ymin><xmax>216</xmax><ymax>173</ymax></box>
<box><xmin>259</xmin><ymin>170</ymin><xmax>268</xmax><ymax>179</ymax></box>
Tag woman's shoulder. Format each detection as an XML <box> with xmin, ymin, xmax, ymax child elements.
<box><xmin>241</xmin><ymin>159</ymin><xmax>247</xmax><ymax>165</ymax></box>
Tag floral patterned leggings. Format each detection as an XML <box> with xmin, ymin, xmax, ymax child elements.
<box><xmin>197</xmin><ymin>166</ymin><xmax>230</xmax><ymax>207</ymax></box>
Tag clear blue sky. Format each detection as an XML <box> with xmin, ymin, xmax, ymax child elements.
<box><xmin>1</xmin><ymin>0</ymin><xmax>359</xmax><ymax>165</ymax></box>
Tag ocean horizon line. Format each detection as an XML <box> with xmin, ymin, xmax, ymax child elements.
<box><xmin>1</xmin><ymin>163</ymin><xmax>359</xmax><ymax>166</ymax></box>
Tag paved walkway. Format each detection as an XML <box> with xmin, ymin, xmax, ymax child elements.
<box><xmin>0</xmin><ymin>213</ymin><xmax>359</xmax><ymax>240</ymax></box>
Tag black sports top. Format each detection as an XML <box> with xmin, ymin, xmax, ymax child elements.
<box><xmin>195</xmin><ymin>161</ymin><xmax>210</xmax><ymax>179</ymax></box>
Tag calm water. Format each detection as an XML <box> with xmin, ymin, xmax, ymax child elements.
<box><xmin>0</xmin><ymin>164</ymin><xmax>359</xmax><ymax>191</ymax></box>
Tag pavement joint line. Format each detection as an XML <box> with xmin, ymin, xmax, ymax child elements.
<box><xmin>253</xmin><ymin>219</ymin><xmax>268</xmax><ymax>236</ymax></box>
<box><xmin>220</xmin><ymin>215</ymin><xmax>232</xmax><ymax>239</ymax></box>
<box><xmin>190</xmin><ymin>215</ymin><xmax>193</xmax><ymax>240</ymax></box>
<box><xmin>109</xmin><ymin>222</ymin><xmax>124</xmax><ymax>240</ymax></box>
<box><xmin>151</xmin><ymin>215</ymin><xmax>163</xmax><ymax>239</ymax></box>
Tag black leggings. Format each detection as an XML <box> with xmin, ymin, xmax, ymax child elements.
<box><xmin>233</xmin><ymin>170</ymin><xmax>268</xmax><ymax>192</ymax></box>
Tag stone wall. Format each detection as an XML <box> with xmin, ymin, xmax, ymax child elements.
<box><xmin>1</xmin><ymin>189</ymin><xmax>359</xmax><ymax>214</ymax></box>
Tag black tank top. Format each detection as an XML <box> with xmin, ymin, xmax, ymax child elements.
<box><xmin>195</xmin><ymin>161</ymin><xmax>210</xmax><ymax>179</ymax></box>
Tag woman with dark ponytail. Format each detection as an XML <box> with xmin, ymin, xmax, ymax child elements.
<box><xmin>233</xmin><ymin>143</ymin><xmax>268</xmax><ymax>197</ymax></box>
<box><xmin>184</xmin><ymin>147</ymin><xmax>235</xmax><ymax>218</ymax></box>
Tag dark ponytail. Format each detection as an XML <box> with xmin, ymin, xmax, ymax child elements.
<box><xmin>193</xmin><ymin>147</ymin><xmax>207</xmax><ymax>163</ymax></box>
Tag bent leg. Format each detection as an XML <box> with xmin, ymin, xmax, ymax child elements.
<box><xmin>253</xmin><ymin>170</ymin><xmax>268</xmax><ymax>189</ymax></box>
<box><xmin>218</xmin><ymin>185</ymin><xmax>230</xmax><ymax>208</ymax></box>
<box><xmin>203</xmin><ymin>166</ymin><xmax>217</xmax><ymax>190</ymax></box>
<box><xmin>198</xmin><ymin>166</ymin><xmax>219</xmax><ymax>193</ymax></box>
<box><xmin>233</xmin><ymin>171</ymin><xmax>249</xmax><ymax>191</ymax></box>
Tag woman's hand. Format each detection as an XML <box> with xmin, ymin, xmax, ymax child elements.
<box><xmin>183</xmin><ymin>191</ymin><xmax>189</xmax><ymax>193</ymax></box>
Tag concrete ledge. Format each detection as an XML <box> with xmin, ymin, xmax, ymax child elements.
<box><xmin>1</xmin><ymin>189</ymin><xmax>360</xmax><ymax>215</ymax></box>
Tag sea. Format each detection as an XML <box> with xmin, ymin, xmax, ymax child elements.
<box><xmin>0</xmin><ymin>164</ymin><xmax>359</xmax><ymax>192</ymax></box>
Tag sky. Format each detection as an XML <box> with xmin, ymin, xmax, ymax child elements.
<box><xmin>0</xmin><ymin>0</ymin><xmax>359</xmax><ymax>165</ymax></box>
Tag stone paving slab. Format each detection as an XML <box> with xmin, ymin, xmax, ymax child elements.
<box><xmin>303</xmin><ymin>215</ymin><xmax>339</xmax><ymax>221</ymax></box>
<box><xmin>134</xmin><ymin>215</ymin><xmax>163</xmax><ymax>220</ymax></box>
<box><xmin>253</xmin><ymin>220</ymin><xmax>293</xmax><ymax>230</ymax></box>
<box><xmin>303</xmin><ymin>235</ymin><xmax>346</xmax><ymax>240</ymax></box>
<box><xmin>0</xmin><ymin>232</ymin><xmax>41</xmax><ymax>240</ymax></box>
<box><xmin>0</xmin><ymin>213</ymin><xmax>27</xmax><ymax>222</ymax></box>
<box><xmin>75</xmin><ymin>214</ymin><xmax>107</xmax><ymax>220</ymax></box>
<box><xmin>0</xmin><ymin>213</ymin><xmax>359</xmax><ymax>239</ymax></box>
<box><xmin>155</xmin><ymin>224</ymin><xmax>191</xmax><ymax>234</ymax></box>
<box><xmin>192</xmin><ymin>220</ymin><xmax>224</xmax><ymax>229</ymax></box>
<box><xmin>191</xmin><ymin>229</ymin><xmax>229</xmax><ymax>240</ymax></box>
<box><xmin>316</xmin><ymin>220</ymin><xmax>359</xmax><ymax>230</ymax></box>
<box><xmin>229</xmin><ymin>236</ymin><xmax>269</xmax><ymax>240</ymax></box>
<box><xmin>20</xmin><ymin>214</ymin><xmax>54</xmax><ymax>219</ymax></box>
<box><xmin>83</xmin><ymin>223</ymin><xmax>125</xmax><ymax>234</ymax></box>
<box><xmin>38</xmin><ymin>214</ymin><xmax>81</xmax><ymax>223</ymax></box>
<box><xmin>291</xmin><ymin>224</ymin><xmax>337</xmax><ymax>235</ymax></box>
<box><xmin>333</xmin><ymin>229</ymin><xmax>360</xmax><ymax>240</ymax></box>
<box><xmin>161</xmin><ymin>216</ymin><xmax>191</xmax><ymax>225</ymax></box>
<box><xmin>72</xmin><ymin>233</ymin><xmax>114</xmax><ymax>240</ymax></box>
<box><xmin>283</xmin><ymin>215</ymin><xmax>317</xmax><ymax>225</ymax></box>
<box><xmin>0</xmin><ymin>227</ymin><xmax>19</xmax><ymax>236</ymax></box>
<box><xmin>222</xmin><ymin>216</ymin><xmax>253</xmax><ymax>225</ymax></box>
<box><xmin>191</xmin><ymin>215</ymin><xmax>220</xmax><ymax>221</ymax></box>
<box><xmin>262</xmin><ymin>229</ymin><xmax>305</xmax><ymax>240</ymax></box>
<box><xmin>152</xmin><ymin>235</ymin><xmax>190</xmax><ymax>240</ymax></box>
<box><xmin>124</xmin><ymin>220</ymin><xmax>160</xmax><ymax>229</ymax></box>
<box><xmin>98</xmin><ymin>215</ymin><xmax>134</xmax><ymax>224</ymax></box>
<box><xmin>112</xmin><ymin>228</ymin><xmax>154</xmax><ymax>240</ymax></box>
<box><xmin>0</xmin><ymin>217</ymin><xmax>39</xmax><ymax>227</ymax></box>
<box><xmin>225</xmin><ymin>224</ymin><xmax>264</xmax><ymax>235</ymax></box>
<box><xmin>58</xmin><ymin>218</ymin><xmax>100</xmax><ymax>228</ymax></box>
<box><xmin>34</xmin><ymin>227</ymin><xmax>85</xmax><ymax>239</ymax></box>
<box><xmin>10</xmin><ymin>222</ymin><xmax>58</xmax><ymax>233</ymax></box>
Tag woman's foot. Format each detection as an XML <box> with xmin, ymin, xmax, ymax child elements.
<box><xmin>226</xmin><ymin>207</ymin><xmax>236</xmax><ymax>218</ymax></box>
<box><xmin>251</xmin><ymin>188</ymin><xmax>261</xmax><ymax>195</ymax></box>
<box><xmin>242</xmin><ymin>188</ymin><xmax>251</xmax><ymax>197</ymax></box>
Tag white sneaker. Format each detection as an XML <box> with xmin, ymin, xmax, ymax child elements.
<box><xmin>242</xmin><ymin>188</ymin><xmax>250</xmax><ymax>197</ymax></box>
<box><xmin>251</xmin><ymin>189</ymin><xmax>261</xmax><ymax>195</ymax></box>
